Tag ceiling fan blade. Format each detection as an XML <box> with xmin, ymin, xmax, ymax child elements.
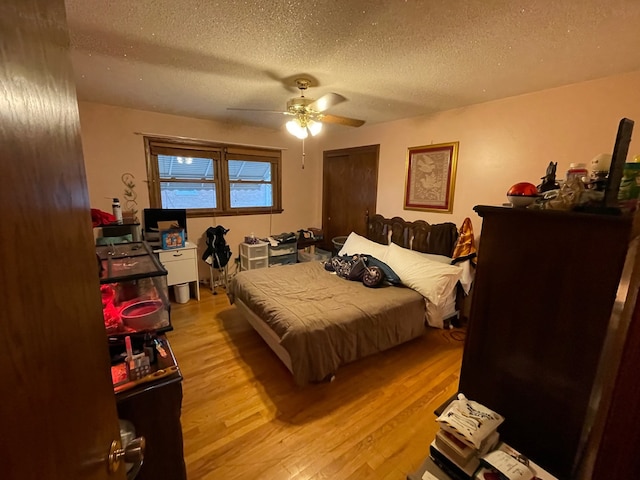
<box><xmin>307</xmin><ymin>93</ymin><xmax>346</xmax><ymax>112</ymax></box>
<box><xmin>227</xmin><ymin>107</ymin><xmax>291</xmax><ymax>115</ymax></box>
<box><xmin>320</xmin><ymin>114</ymin><xmax>365</xmax><ymax>127</ymax></box>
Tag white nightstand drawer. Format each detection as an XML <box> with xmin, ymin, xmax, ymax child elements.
<box><xmin>158</xmin><ymin>248</ymin><xmax>196</xmax><ymax>263</ymax></box>
<box><xmin>162</xmin><ymin>258</ymin><xmax>197</xmax><ymax>285</ymax></box>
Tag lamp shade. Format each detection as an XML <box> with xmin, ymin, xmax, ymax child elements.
<box><xmin>286</xmin><ymin>120</ymin><xmax>308</xmax><ymax>139</ymax></box>
<box><xmin>307</xmin><ymin>120</ymin><xmax>322</xmax><ymax>136</ymax></box>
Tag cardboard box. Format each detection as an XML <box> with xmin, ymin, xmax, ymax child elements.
<box><xmin>161</xmin><ymin>228</ymin><xmax>185</xmax><ymax>249</ymax></box>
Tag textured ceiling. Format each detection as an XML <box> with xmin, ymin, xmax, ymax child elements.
<box><xmin>65</xmin><ymin>0</ymin><xmax>640</xmax><ymax>132</ymax></box>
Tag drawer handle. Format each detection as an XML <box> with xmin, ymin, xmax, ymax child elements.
<box><xmin>172</xmin><ymin>253</ymin><xmax>183</xmax><ymax>257</ymax></box>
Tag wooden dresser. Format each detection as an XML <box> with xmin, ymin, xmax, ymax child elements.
<box><xmin>458</xmin><ymin>206</ymin><xmax>631</xmax><ymax>479</ymax></box>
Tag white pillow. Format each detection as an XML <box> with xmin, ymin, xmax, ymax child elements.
<box><xmin>385</xmin><ymin>242</ymin><xmax>462</xmax><ymax>305</ymax></box>
<box><xmin>419</xmin><ymin>252</ymin><xmax>453</xmax><ymax>265</ymax></box>
<box><xmin>338</xmin><ymin>232</ymin><xmax>388</xmax><ymax>261</ymax></box>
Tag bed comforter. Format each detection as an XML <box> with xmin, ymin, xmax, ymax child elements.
<box><xmin>227</xmin><ymin>261</ymin><xmax>426</xmax><ymax>385</ymax></box>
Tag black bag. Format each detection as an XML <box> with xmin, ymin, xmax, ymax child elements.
<box><xmin>203</xmin><ymin>225</ymin><xmax>232</xmax><ymax>269</ymax></box>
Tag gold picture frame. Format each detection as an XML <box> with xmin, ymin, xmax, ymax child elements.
<box><xmin>404</xmin><ymin>141</ymin><xmax>459</xmax><ymax>213</ymax></box>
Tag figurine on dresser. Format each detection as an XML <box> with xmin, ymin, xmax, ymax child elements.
<box><xmin>537</xmin><ymin>162</ymin><xmax>560</xmax><ymax>193</ymax></box>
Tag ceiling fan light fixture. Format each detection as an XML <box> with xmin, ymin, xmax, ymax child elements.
<box><xmin>307</xmin><ymin>119</ymin><xmax>322</xmax><ymax>136</ymax></box>
<box><xmin>228</xmin><ymin>77</ymin><xmax>364</xmax><ymax>136</ymax></box>
<box><xmin>307</xmin><ymin>120</ymin><xmax>322</xmax><ymax>137</ymax></box>
<box><xmin>286</xmin><ymin>119</ymin><xmax>308</xmax><ymax>139</ymax></box>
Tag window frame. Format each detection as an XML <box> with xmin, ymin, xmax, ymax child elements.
<box><xmin>144</xmin><ymin>136</ymin><xmax>283</xmax><ymax>217</ymax></box>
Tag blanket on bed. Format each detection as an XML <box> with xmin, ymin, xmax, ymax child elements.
<box><xmin>227</xmin><ymin>261</ymin><xmax>426</xmax><ymax>385</ymax></box>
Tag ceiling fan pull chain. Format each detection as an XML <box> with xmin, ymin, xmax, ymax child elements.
<box><xmin>301</xmin><ymin>138</ymin><xmax>305</xmax><ymax>169</ymax></box>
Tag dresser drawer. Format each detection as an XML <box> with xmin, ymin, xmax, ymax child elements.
<box><xmin>162</xmin><ymin>258</ymin><xmax>197</xmax><ymax>285</ymax></box>
<box><xmin>157</xmin><ymin>247</ymin><xmax>197</xmax><ymax>286</ymax></box>
<box><xmin>158</xmin><ymin>248</ymin><xmax>196</xmax><ymax>263</ymax></box>
<box><xmin>241</xmin><ymin>255</ymin><xmax>268</xmax><ymax>271</ymax></box>
<box><xmin>269</xmin><ymin>253</ymin><xmax>297</xmax><ymax>266</ymax></box>
<box><xmin>240</xmin><ymin>242</ymin><xmax>269</xmax><ymax>259</ymax></box>
<box><xmin>269</xmin><ymin>243</ymin><xmax>297</xmax><ymax>256</ymax></box>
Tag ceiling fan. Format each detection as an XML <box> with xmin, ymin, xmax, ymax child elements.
<box><xmin>227</xmin><ymin>78</ymin><xmax>365</xmax><ymax>139</ymax></box>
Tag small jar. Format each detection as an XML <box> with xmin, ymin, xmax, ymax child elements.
<box><xmin>566</xmin><ymin>163</ymin><xmax>589</xmax><ymax>183</ymax></box>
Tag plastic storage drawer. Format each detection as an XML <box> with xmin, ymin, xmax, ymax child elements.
<box><xmin>241</xmin><ymin>256</ymin><xmax>269</xmax><ymax>271</ymax></box>
<box><xmin>240</xmin><ymin>242</ymin><xmax>268</xmax><ymax>258</ymax></box>
<box><xmin>269</xmin><ymin>243</ymin><xmax>297</xmax><ymax>256</ymax></box>
<box><xmin>269</xmin><ymin>254</ymin><xmax>297</xmax><ymax>267</ymax></box>
<box><xmin>298</xmin><ymin>248</ymin><xmax>331</xmax><ymax>262</ymax></box>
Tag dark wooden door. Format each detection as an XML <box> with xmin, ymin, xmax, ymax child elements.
<box><xmin>0</xmin><ymin>2</ymin><xmax>126</xmax><ymax>479</ymax></box>
<box><xmin>322</xmin><ymin>145</ymin><xmax>379</xmax><ymax>251</ymax></box>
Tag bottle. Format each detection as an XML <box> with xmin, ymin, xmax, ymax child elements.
<box><xmin>566</xmin><ymin>163</ymin><xmax>589</xmax><ymax>184</ymax></box>
<box><xmin>112</xmin><ymin>198</ymin><xmax>123</xmax><ymax>224</ymax></box>
<box><xmin>143</xmin><ymin>333</ymin><xmax>156</xmax><ymax>364</ymax></box>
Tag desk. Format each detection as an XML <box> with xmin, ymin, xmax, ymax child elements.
<box><xmin>154</xmin><ymin>242</ymin><xmax>200</xmax><ymax>301</ymax></box>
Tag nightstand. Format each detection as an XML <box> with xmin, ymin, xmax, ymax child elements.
<box><xmin>154</xmin><ymin>242</ymin><xmax>200</xmax><ymax>301</ymax></box>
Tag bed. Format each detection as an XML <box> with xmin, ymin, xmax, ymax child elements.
<box><xmin>227</xmin><ymin>214</ymin><xmax>470</xmax><ymax>385</ymax></box>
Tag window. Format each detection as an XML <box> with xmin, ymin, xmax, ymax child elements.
<box><xmin>145</xmin><ymin>137</ymin><xmax>282</xmax><ymax>216</ymax></box>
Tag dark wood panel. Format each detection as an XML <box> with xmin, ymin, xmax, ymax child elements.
<box><xmin>117</xmin><ymin>380</ymin><xmax>186</xmax><ymax>480</ymax></box>
<box><xmin>367</xmin><ymin>214</ymin><xmax>456</xmax><ymax>254</ymax></box>
<box><xmin>0</xmin><ymin>1</ymin><xmax>124</xmax><ymax>478</ymax></box>
<box><xmin>322</xmin><ymin>145</ymin><xmax>379</xmax><ymax>251</ymax></box>
<box><xmin>459</xmin><ymin>206</ymin><xmax>631</xmax><ymax>479</ymax></box>
<box><xmin>583</xmin><ymin>226</ymin><xmax>640</xmax><ymax>479</ymax></box>
<box><xmin>591</xmin><ymin>292</ymin><xmax>640</xmax><ymax>478</ymax></box>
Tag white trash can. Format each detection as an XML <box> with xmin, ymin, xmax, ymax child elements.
<box><xmin>173</xmin><ymin>283</ymin><xmax>189</xmax><ymax>304</ymax></box>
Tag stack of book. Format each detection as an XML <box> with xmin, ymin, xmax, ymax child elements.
<box><xmin>476</xmin><ymin>443</ymin><xmax>557</xmax><ymax>480</ymax></box>
<box><xmin>429</xmin><ymin>394</ymin><xmax>503</xmax><ymax>480</ymax></box>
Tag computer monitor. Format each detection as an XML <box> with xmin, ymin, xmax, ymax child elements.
<box><xmin>143</xmin><ymin>208</ymin><xmax>187</xmax><ymax>246</ymax></box>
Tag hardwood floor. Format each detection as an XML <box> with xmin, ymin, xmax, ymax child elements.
<box><xmin>166</xmin><ymin>287</ymin><xmax>465</xmax><ymax>480</ymax></box>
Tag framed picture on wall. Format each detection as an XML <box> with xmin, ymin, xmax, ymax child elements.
<box><xmin>404</xmin><ymin>141</ymin><xmax>459</xmax><ymax>213</ymax></box>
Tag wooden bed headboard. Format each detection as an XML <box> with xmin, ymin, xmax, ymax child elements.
<box><xmin>366</xmin><ymin>214</ymin><xmax>458</xmax><ymax>257</ymax></box>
